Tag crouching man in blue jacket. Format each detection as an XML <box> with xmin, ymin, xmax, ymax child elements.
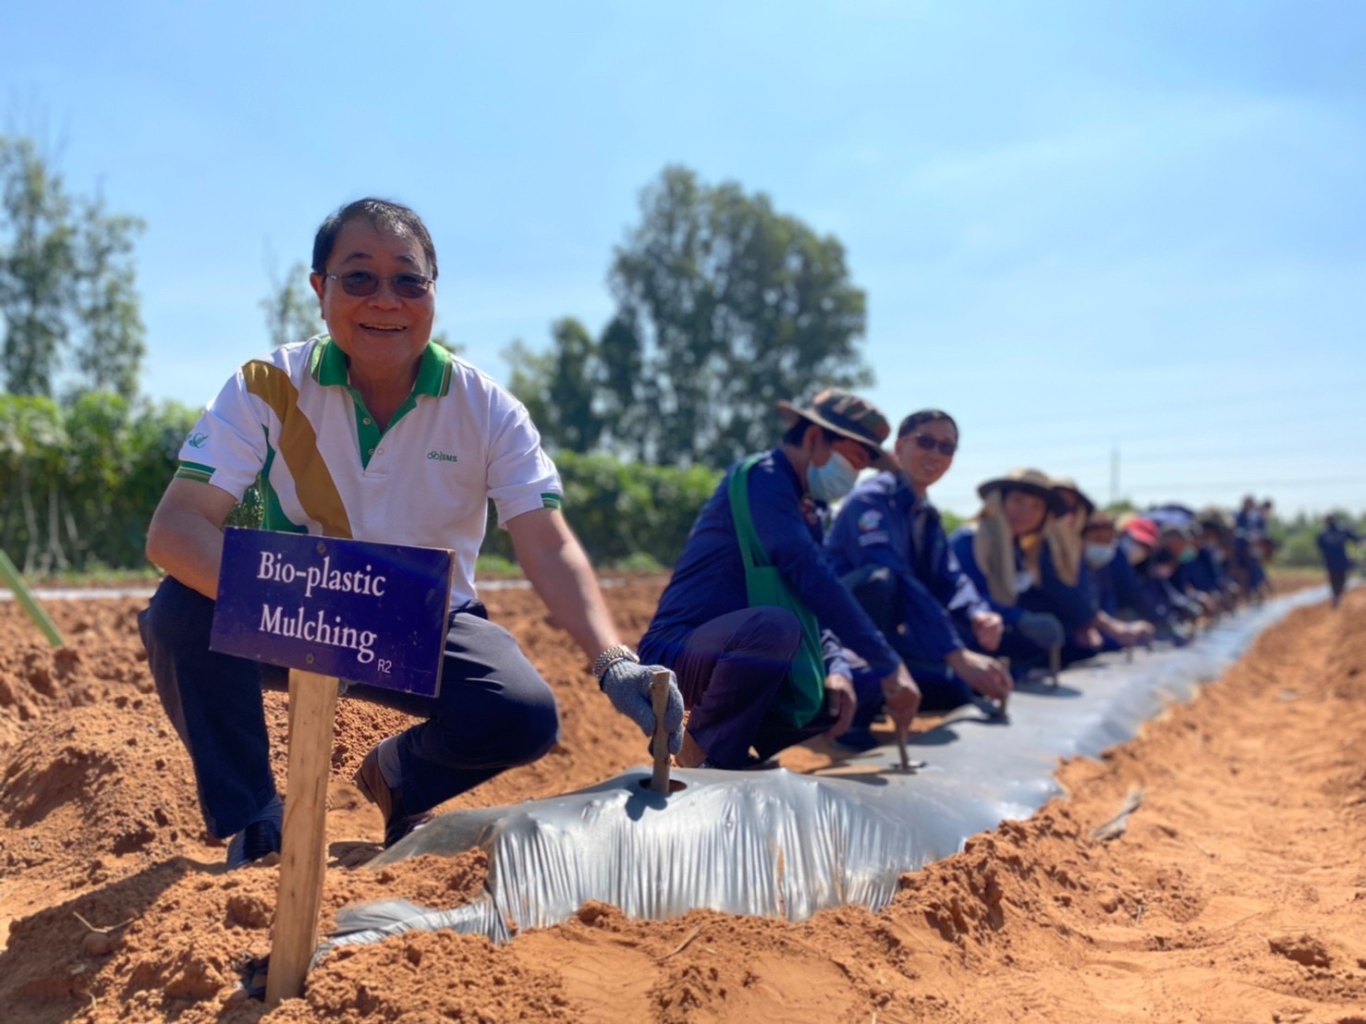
<box><xmin>639</xmin><ymin>390</ymin><xmax>921</xmax><ymax>769</ymax></box>
<box><xmin>826</xmin><ymin>410</ymin><xmax>1011</xmax><ymax>747</ymax></box>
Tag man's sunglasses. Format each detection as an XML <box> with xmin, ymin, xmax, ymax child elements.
<box><xmin>325</xmin><ymin>271</ymin><xmax>433</xmax><ymax>299</ymax></box>
<box><xmin>910</xmin><ymin>434</ymin><xmax>957</xmax><ymax>456</ymax></box>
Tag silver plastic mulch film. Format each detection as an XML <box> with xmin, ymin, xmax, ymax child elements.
<box><xmin>322</xmin><ymin>587</ymin><xmax>1327</xmax><ymax>958</ymax></box>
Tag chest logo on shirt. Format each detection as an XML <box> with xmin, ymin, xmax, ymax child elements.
<box><xmin>426</xmin><ymin>450</ymin><xmax>459</xmax><ymax>463</ymax></box>
<box><xmin>186</xmin><ymin>432</ymin><xmax>208</xmax><ymax>449</ymax></box>
<box><xmin>858</xmin><ymin>509</ymin><xmax>883</xmax><ymax>532</ymax></box>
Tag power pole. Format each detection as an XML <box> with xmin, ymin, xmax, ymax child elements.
<box><xmin>1110</xmin><ymin>444</ymin><xmax>1120</xmax><ymax>505</ymax></box>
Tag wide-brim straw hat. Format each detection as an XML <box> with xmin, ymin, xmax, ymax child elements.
<box><xmin>777</xmin><ymin>389</ymin><xmax>899</xmax><ymax>472</ymax></box>
<box><xmin>1197</xmin><ymin>506</ymin><xmax>1235</xmax><ymax>533</ymax></box>
<box><xmin>977</xmin><ymin>467</ymin><xmax>1067</xmax><ymax>514</ymax></box>
<box><xmin>1049</xmin><ymin>475</ymin><xmax>1096</xmax><ymax>516</ymax></box>
<box><xmin>1084</xmin><ymin>510</ymin><xmax>1117</xmax><ymax>532</ymax></box>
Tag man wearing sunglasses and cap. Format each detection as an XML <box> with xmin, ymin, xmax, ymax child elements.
<box><xmin>825</xmin><ymin>410</ymin><xmax>1011</xmax><ymax>747</ymax></box>
<box><xmin>638</xmin><ymin>390</ymin><xmax>921</xmax><ymax>770</ymax></box>
<box><xmin>139</xmin><ymin>197</ymin><xmax>684</xmax><ymax>867</ymax></box>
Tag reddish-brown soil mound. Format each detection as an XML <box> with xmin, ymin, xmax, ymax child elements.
<box><xmin>2</xmin><ymin>582</ymin><xmax>1364</xmax><ymax>1023</ymax></box>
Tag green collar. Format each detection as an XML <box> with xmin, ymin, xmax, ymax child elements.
<box><xmin>309</xmin><ymin>336</ymin><xmax>452</xmax><ymax>397</ymax></box>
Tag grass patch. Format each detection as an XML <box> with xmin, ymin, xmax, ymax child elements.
<box><xmin>23</xmin><ymin>565</ymin><xmax>163</xmax><ymax>589</ymax></box>
<box><xmin>474</xmin><ymin>554</ymin><xmax>523</xmax><ymax>578</ymax></box>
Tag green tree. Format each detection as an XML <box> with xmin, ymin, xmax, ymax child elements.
<box><xmin>609</xmin><ymin>165</ymin><xmax>872</xmax><ymax>467</ymax></box>
<box><xmin>504</xmin><ymin>338</ymin><xmax>553</xmax><ymax>434</ymax></box>
<box><xmin>0</xmin><ymin>393</ymin><xmax>199</xmax><ymax>573</ymax></box>
<box><xmin>1267</xmin><ymin>509</ymin><xmax>1365</xmax><ymax>568</ymax></box>
<box><xmin>0</xmin><ymin>135</ymin><xmax>145</xmax><ymax>399</ymax></box>
<box><xmin>477</xmin><ymin>450</ymin><xmax>721</xmax><ymax>569</ymax></box>
<box><xmin>506</xmin><ymin>166</ymin><xmax>872</xmax><ymax>467</ymax></box>
<box><xmin>505</xmin><ymin>317</ymin><xmax>609</xmax><ymax>453</ymax></box>
<box><xmin>260</xmin><ymin>257</ymin><xmax>321</xmax><ymax>348</ymax></box>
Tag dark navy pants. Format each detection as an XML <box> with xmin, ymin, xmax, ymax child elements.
<box><xmin>840</xmin><ymin>565</ymin><xmax>974</xmax><ymax>721</ymax></box>
<box><xmin>139</xmin><ymin>575</ymin><xmax>559</xmax><ymax>839</ymax></box>
<box><xmin>673</xmin><ymin>607</ymin><xmax>835</xmax><ymax>769</ymax></box>
<box><xmin>1328</xmin><ymin>565</ymin><xmax>1348</xmax><ymax>606</ymax></box>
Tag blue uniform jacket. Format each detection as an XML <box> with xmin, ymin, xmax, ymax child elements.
<box><xmin>1028</xmin><ymin>540</ymin><xmax>1099</xmax><ymax>633</ymax></box>
<box><xmin>639</xmin><ymin>449</ymin><xmax>897</xmax><ymax>678</ymax></box>
<box><xmin>825</xmin><ymin>472</ymin><xmax>988</xmax><ymax>663</ymax></box>
<box><xmin>1085</xmin><ymin>553</ymin><xmax>1147</xmax><ymax>618</ymax></box>
<box><xmin>1175</xmin><ymin>551</ymin><xmax>1221</xmax><ymax>594</ymax></box>
<box><xmin>948</xmin><ymin>525</ymin><xmax>1034</xmax><ymax>626</ymax></box>
<box><xmin>1084</xmin><ymin>562</ymin><xmax>1118</xmax><ymax>618</ymax></box>
<box><xmin>1135</xmin><ymin>555</ymin><xmax>1202</xmax><ymax>625</ymax></box>
<box><xmin>1318</xmin><ymin>526</ymin><xmax>1360</xmax><ymax>572</ymax></box>
<box><xmin>1236</xmin><ymin>507</ymin><xmax>1267</xmax><ymax>539</ymax></box>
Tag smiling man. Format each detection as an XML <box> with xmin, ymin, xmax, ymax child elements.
<box><xmin>825</xmin><ymin>410</ymin><xmax>1012</xmax><ymax>748</ymax></box>
<box><xmin>139</xmin><ymin>198</ymin><xmax>683</xmax><ymax>867</ymax></box>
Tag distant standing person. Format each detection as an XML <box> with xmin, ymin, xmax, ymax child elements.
<box><xmin>140</xmin><ymin>197</ymin><xmax>683</xmax><ymax>867</ymax></box>
<box><xmin>1317</xmin><ymin>515</ymin><xmax>1360</xmax><ymax>608</ymax></box>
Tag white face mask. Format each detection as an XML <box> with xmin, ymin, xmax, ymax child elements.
<box><xmin>807</xmin><ymin>450</ymin><xmax>859</xmax><ymax>503</ymax></box>
<box><xmin>1120</xmin><ymin>535</ymin><xmax>1148</xmax><ymax>565</ymax></box>
<box><xmin>1084</xmin><ymin>542</ymin><xmax>1117</xmax><ymax>569</ymax></box>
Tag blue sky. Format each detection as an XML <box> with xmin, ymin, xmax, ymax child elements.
<box><xmin>4</xmin><ymin>0</ymin><xmax>1363</xmax><ymax>517</ymax></box>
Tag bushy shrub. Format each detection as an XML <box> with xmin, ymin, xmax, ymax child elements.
<box><xmin>0</xmin><ymin>395</ymin><xmax>198</xmax><ymax>574</ymax></box>
<box><xmin>481</xmin><ymin>451</ymin><xmax>720</xmax><ymax>570</ymax></box>
<box><xmin>1270</xmin><ymin>510</ymin><xmax>1365</xmax><ymax>568</ymax></box>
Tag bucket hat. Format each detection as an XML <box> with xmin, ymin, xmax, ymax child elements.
<box><xmin>777</xmin><ymin>389</ymin><xmax>898</xmax><ymax>471</ymax></box>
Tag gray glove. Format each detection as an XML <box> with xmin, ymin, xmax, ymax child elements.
<box><xmin>600</xmin><ymin>661</ymin><xmax>685</xmax><ymax>755</ymax></box>
<box><xmin>1016</xmin><ymin>611</ymin><xmax>1065</xmax><ymax>650</ymax></box>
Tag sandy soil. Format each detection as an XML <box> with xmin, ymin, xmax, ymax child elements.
<box><xmin>2</xmin><ymin>580</ymin><xmax>1364</xmax><ymax>1023</ymax></box>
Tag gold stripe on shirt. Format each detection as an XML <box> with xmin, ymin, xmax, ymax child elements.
<box><xmin>242</xmin><ymin>360</ymin><xmax>353</xmax><ymax>539</ymax></box>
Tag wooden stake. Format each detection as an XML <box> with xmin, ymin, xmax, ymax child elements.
<box><xmin>649</xmin><ymin>669</ymin><xmax>672</xmax><ymax>794</ymax></box>
<box><xmin>896</xmin><ymin>730</ymin><xmax>911</xmax><ymax>773</ymax></box>
<box><xmin>266</xmin><ymin>669</ymin><xmax>339</xmax><ymax>1007</ymax></box>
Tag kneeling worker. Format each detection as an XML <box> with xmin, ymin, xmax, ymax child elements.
<box><xmin>826</xmin><ymin>409</ymin><xmax>1012</xmax><ymax>729</ymax></box>
<box><xmin>638</xmin><ymin>390</ymin><xmax>922</xmax><ymax>769</ymax></box>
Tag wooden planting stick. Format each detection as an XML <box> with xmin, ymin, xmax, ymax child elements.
<box><xmin>650</xmin><ymin>669</ymin><xmax>673</xmax><ymax>794</ymax></box>
<box><xmin>266</xmin><ymin>669</ymin><xmax>340</xmax><ymax>1006</ymax></box>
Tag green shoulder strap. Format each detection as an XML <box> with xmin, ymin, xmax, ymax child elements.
<box><xmin>728</xmin><ymin>454</ymin><xmax>827</xmax><ymax>728</ymax></box>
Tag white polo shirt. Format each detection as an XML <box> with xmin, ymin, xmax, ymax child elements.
<box><xmin>175</xmin><ymin>337</ymin><xmax>562</xmax><ymax>607</ymax></box>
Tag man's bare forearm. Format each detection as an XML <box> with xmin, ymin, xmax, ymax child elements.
<box><xmin>146</xmin><ymin>510</ymin><xmax>226</xmax><ymax>599</ymax></box>
<box><xmin>145</xmin><ymin>479</ymin><xmax>238</xmax><ymax>600</ymax></box>
<box><xmin>509</xmin><ymin>509</ymin><xmax>622</xmax><ymax>664</ymax></box>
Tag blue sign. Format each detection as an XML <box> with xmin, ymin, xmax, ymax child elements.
<box><xmin>210</xmin><ymin>528</ymin><xmax>454</xmax><ymax>698</ymax></box>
